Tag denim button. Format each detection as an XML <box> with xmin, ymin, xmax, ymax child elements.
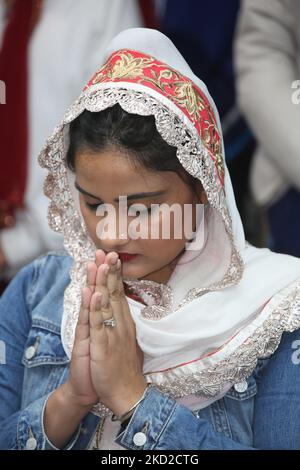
<box><xmin>133</xmin><ymin>432</ymin><xmax>147</xmax><ymax>446</ymax></box>
<box><xmin>25</xmin><ymin>346</ymin><xmax>36</xmax><ymax>360</ymax></box>
<box><xmin>234</xmin><ymin>380</ymin><xmax>248</xmax><ymax>393</ymax></box>
<box><xmin>25</xmin><ymin>437</ymin><xmax>37</xmax><ymax>450</ymax></box>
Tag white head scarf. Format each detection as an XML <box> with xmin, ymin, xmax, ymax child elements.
<box><xmin>39</xmin><ymin>28</ymin><xmax>300</xmax><ymax>416</ymax></box>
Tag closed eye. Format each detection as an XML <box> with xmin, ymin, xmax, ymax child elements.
<box><xmin>85</xmin><ymin>201</ymin><xmax>156</xmax><ymax>215</ymax></box>
<box><xmin>85</xmin><ymin>201</ymin><xmax>102</xmax><ymax>211</ymax></box>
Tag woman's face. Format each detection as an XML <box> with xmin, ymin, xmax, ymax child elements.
<box><xmin>75</xmin><ymin>147</ymin><xmax>207</xmax><ymax>284</ymax></box>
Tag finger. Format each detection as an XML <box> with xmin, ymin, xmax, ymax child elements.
<box><xmin>99</xmin><ymin>285</ymin><xmax>115</xmax><ymax>321</ymax></box>
<box><xmin>116</xmin><ymin>259</ymin><xmax>125</xmax><ymax>295</ymax></box>
<box><xmin>74</xmin><ymin>287</ymin><xmax>92</xmax><ymax>342</ymax></box>
<box><xmin>105</xmin><ymin>251</ymin><xmax>119</xmax><ymax>268</ymax></box>
<box><xmin>112</xmin><ymin>259</ymin><xmax>133</xmax><ymax>323</ymax></box>
<box><xmin>107</xmin><ymin>256</ymin><xmax>124</xmax><ymax>298</ymax></box>
<box><xmin>95</xmin><ymin>263</ymin><xmax>109</xmax><ymax>289</ymax></box>
<box><xmin>101</xmin><ymin>256</ymin><xmax>125</xmax><ymax>329</ymax></box>
<box><xmin>89</xmin><ymin>291</ymin><xmax>104</xmax><ymax>330</ymax></box>
<box><xmin>107</xmin><ymin>258</ymin><xmax>131</xmax><ymax>334</ymax></box>
<box><xmin>108</xmin><ymin>295</ymin><xmax>124</xmax><ymax>328</ymax></box>
<box><xmin>95</xmin><ymin>264</ymin><xmax>110</xmax><ymax>309</ymax></box>
<box><xmin>95</xmin><ymin>249</ymin><xmax>106</xmax><ymax>266</ymax></box>
<box><xmin>103</xmin><ymin>251</ymin><xmax>122</xmax><ymax>300</ymax></box>
<box><xmin>86</xmin><ymin>261</ymin><xmax>97</xmax><ymax>293</ymax></box>
<box><xmin>114</xmin><ymin>258</ymin><xmax>132</xmax><ymax>323</ymax></box>
<box><xmin>96</xmin><ymin>252</ymin><xmax>120</xmax><ymax>294</ymax></box>
<box><xmin>89</xmin><ymin>292</ymin><xmax>109</xmax><ymax>356</ymax></box>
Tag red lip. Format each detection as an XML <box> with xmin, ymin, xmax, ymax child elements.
<box><xmin>118</xmin><ymin>253</ymin><xmax>138</xmax><ymax>262</ymax></box>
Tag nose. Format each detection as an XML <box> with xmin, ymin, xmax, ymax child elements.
<box><xmin>95</xmin><ymin>210</ymin><xmax>130</xmax><ymax>252</ymax></box>
<box><xmin>100</xmin><ymin>232</ymin><xmax>129</xmax><ymax>253</ymax></box>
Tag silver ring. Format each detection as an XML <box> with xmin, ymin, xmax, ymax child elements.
<box><xmin>103</xmin><ymin>317</ymin><xmax>117</xmax><ymax>328</ymax></box>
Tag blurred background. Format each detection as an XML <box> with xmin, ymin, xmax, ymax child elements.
<box><xmin>1</xmin><ymin>0</ymin><xmax>299</xmax><ymax>293</ymax></box>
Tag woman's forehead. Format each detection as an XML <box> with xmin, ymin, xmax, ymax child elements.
<box><xmin>76</xmin><ymin>149</ymin><xmax>173</xmax><ymax>183</ymax></box>
<box><xmin>74</xmin><ymin>149</ymin><xmax>177</xmax><ymax>198</ymax></box>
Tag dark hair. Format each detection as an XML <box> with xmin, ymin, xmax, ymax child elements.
<box><xmin>65</xmin><ymin>103</ymin><xmax>200</xmax><ymax>195</ymax></box>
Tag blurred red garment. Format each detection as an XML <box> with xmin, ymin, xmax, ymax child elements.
<box><xmin>138</xmin><ymin>0</ymin><xmax>159</xmax><ymax>29</ymax></box>
<box><xmin>0</xmin><ymin>0</ymin><xmax>43</xmax><ymax>229</ymax></box>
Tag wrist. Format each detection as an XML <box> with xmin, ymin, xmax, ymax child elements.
<box><xmin>60</xmin><ymin>382</ymin><xmax>97</xmax><ymax>411</ymax></box>
<box><xmin>44</xmin><ymin>383</ymin><xmax>92</xmax><ymax>450</ymax></box>
<box><xmin>111</xmin><ymin>381</ymin><xmax>151</xmax><ymax>422</ymax></box>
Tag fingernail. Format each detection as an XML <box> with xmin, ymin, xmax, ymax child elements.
<box><xmin>110</xmin><ymin>253</ymin><xmax>118</xmax><ymax>264</ymax></box>
<box><xmin>116</xmin><ymin>259</ymin><xmax>121</xmax><ymax>270</ymax></box>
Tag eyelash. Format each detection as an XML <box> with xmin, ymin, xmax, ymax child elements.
<box><xmin>85</xmin><ymin>202</ymin><xmax>102</xmax><ymax>211</ymax></box>
<box><xmin>85</xmin><ymin>202</ymin><xmax>154</xmax><ymax>215</ymax></box>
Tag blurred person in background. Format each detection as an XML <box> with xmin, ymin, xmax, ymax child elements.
<box><xmin>157</xmin><ymin>0</ymin><xmax>260</xmax><ymax>246</ymax></box>
<box><xmin>235</xmin><ymin>0</ymin><xmax>300</xmax><ymax>257</ymax></box>
<box><xmin>0</xmin><ymin>0</ymin><xmax>145</xmax><ymax>292</ymax></box>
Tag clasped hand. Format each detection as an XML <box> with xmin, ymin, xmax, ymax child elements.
<box><xmin>67</xmin><ymin>249</ymin><xmax>147</xmax><ymax>418</ymax></box>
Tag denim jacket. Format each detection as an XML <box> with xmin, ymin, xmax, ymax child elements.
<box><xmin>0</xmin><ymin>251</ymin><xmax>300</xmax><ymax>450</ymax></box>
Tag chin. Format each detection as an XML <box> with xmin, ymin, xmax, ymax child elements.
<box><xmin>121</xmin><ymin>263</ymin><xmax>149</xmax><ymax>280</ymax></box>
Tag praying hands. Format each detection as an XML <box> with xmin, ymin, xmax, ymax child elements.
<box><xmin>43</xmin><ymin>249</ymin><xmax>147</xmax><ymax>449</ymax></box>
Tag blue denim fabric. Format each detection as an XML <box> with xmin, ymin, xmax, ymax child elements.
<box><xmin>0</xmin><ymin>251</ymin><xmax>300</xmax><ymax>450</ymax></box>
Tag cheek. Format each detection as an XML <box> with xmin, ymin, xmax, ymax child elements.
<box><xmin>139</xmin><ymin>236</ymin><xmax>186</xmax><ymax>267</ymax></box>
<box><xmin>148</xmin><ymin>206</ymin><xmax>191</xmax><ymax>240</ymax></box>
<box><xmin>80</xmin><ymin>203</ymin><xmax>98</xmax><ymax>239</ymax></box>
<box><xmin>139</xmin><ymin>212</ymin><xmax>187</xmax><ymax>256</ymax></box>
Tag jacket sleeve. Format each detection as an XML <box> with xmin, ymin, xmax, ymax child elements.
<box><xmin>234</xmin><ymin>0</ymin><xmax>300</xmax><ymax>189</ymax></box>
<box><xmin>115</xmin><ymin>387</ymin><xmax>255</xmax><ymax>450</ymax></box>
<box><xmin>116</xmin><ymin>325</ymin><xmax>300</xmax><ymax>450</ymax></box>
<box><xmin>0</xmin><ymin>260</ymin><xmax>79</xmax><ymax>450</ymax></box>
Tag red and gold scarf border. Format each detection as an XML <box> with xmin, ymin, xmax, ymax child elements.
<box><xmin>84</xmin><ymin>49</ymin><xmax>225</xmax><ymax>187</ymax></box>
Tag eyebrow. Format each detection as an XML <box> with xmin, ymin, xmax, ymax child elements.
<box><xmin>74</xmin><ymin>181</ymin><xmax>167</xmax><ymax>202</ymax></box>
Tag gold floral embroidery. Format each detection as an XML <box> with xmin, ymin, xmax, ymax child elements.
<box><xmin>87</xmin><ymin>49</ymin><xmax>224</xmax><ymax>185</ymax></box>
<box><xmin>173</xmin><ymin>80</ymin><xmax>206</xmax><ymax>121</ymax></box>
<box><xmin>92</xmin><ymin>52</ymin><xmax>154</xmax><ymax>82</ymax></box>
